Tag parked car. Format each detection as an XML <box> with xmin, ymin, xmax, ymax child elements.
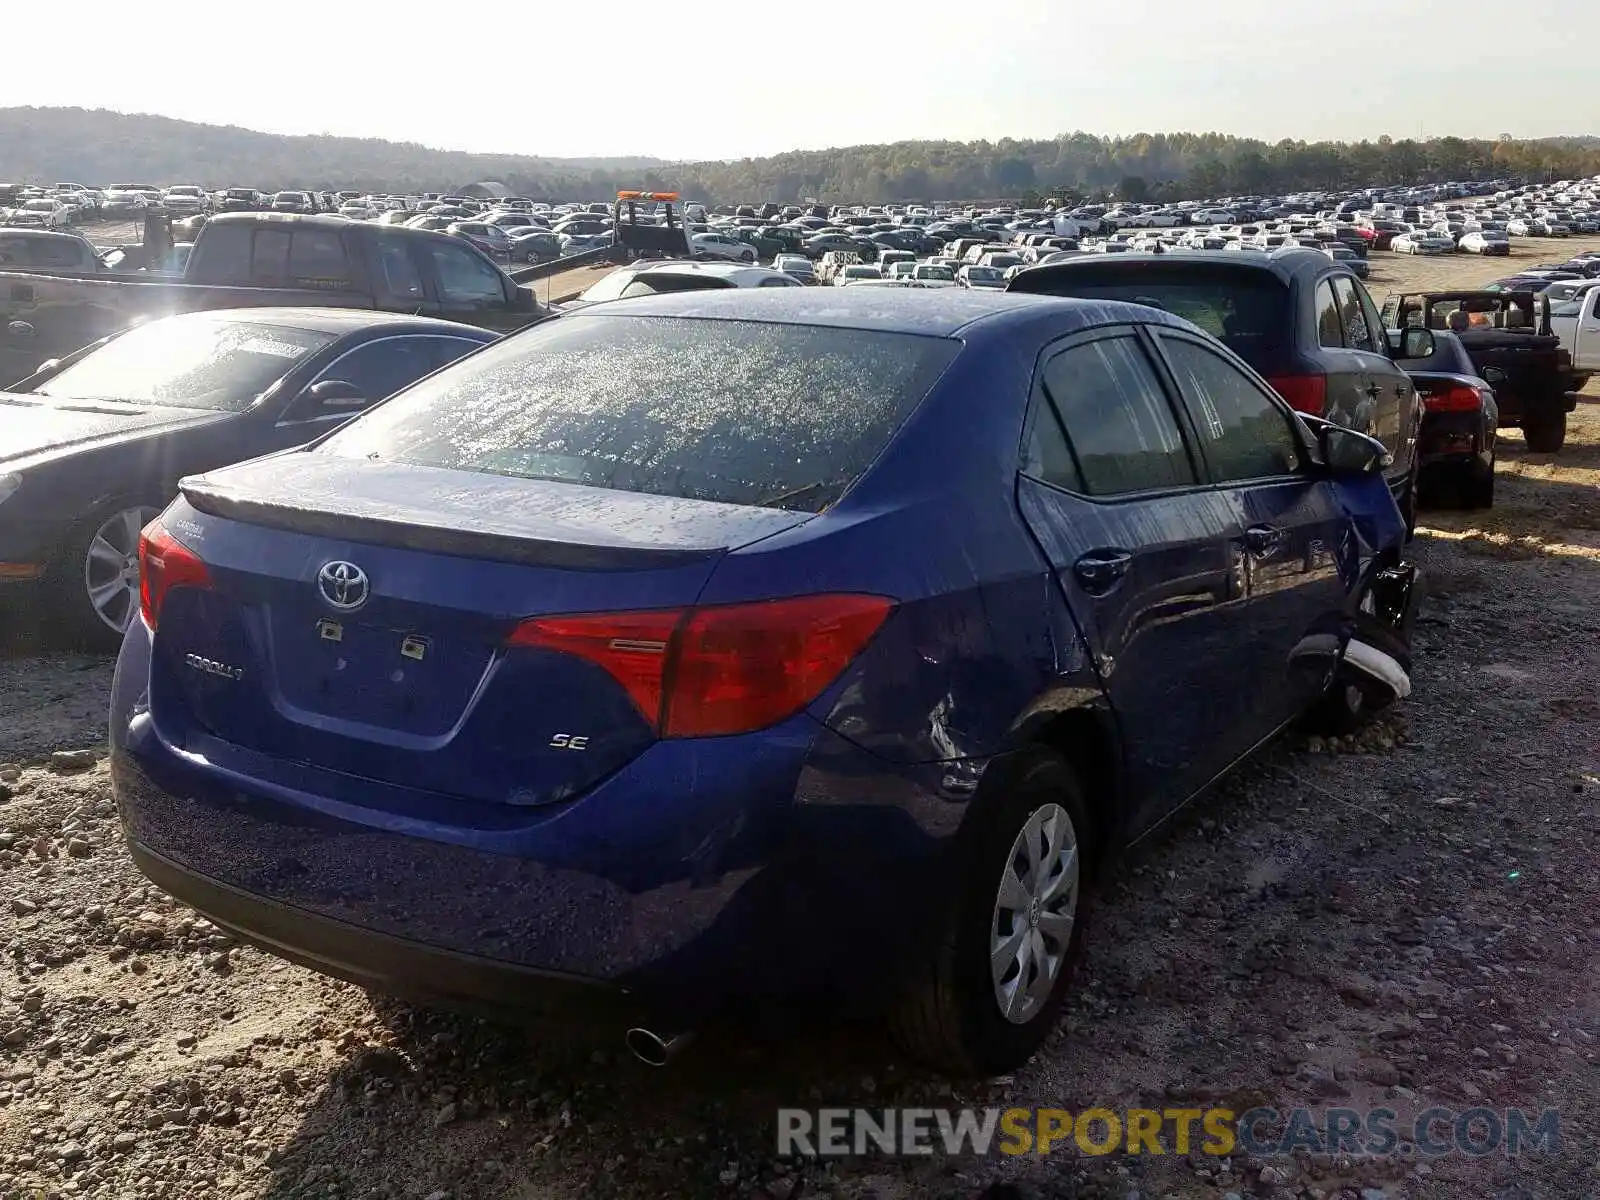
<box><xmin>0</xmin><ymin>309</ymin><xmax>495</xmax><ymax>643</ymax></box>
<box><xmin>906</xmin><ymin>263</ymin><xmax>958</xmax><ymax>288</ymax></box>
<box><xmin>1320</xmin><ymin>243</ymin><xmax>1370</xmax><ymax>279</ymax></box>
<box><xmin>834</xmin><ymin>264</ymin><xmax>884</xmax><ymax>286</ymax></box>
<box><xmin>1381</xmin><ymin>291</ymin><xmax>1574</xmax><ymax>452</ymax></box>
<box><xmin>162</xmin><ymin>186</ymin><xmax>213</xmax><ymax>216</ymax></box>
<box><xmin>1458</xmin><ymin>231</ymin><xmax>1510</xmax><ymax>256</ymax></box>
<box><xmin>1007</xmin><ymin>248</ymin><xmax>1432</xmax><ymax>530</ymax></box>
<box><xmin>773</xmin><ymin>253</ymin><xmax>818</xmax><ymax>283</ymax></box>
<box><xmin>956</xmin><ymin>264</ymin><xmax>1006</xmax><ymax>289</ymax></box>
<box><xmin>3</xmin><ymin>199</ymin><xmax>71</xmax><ymax>229</ymax></box>
<box><xmin>690</xmin><ymin>232</ymin><xmax>758</xmax><ymax>263</ymax></box>
<box><xmin>216</xmin><ymin>188</ymin><xmax>263</xmax><ymax>214</ymax></box>
<box><xmin>1397</xmin><ymin>329</ymin><xmax>1497</xmax><ymax>507</ymax></box>
<box><xmin>1392</xmin><ymin>233</ymin><xmax>1454</xmax><ymax>255</ymax></box>
<box><xmin>446</xmin><ymin>222</ymin><xmax>514</xmax><ymax>261</ymax></box>
<box><xmin>110</xmin><ymin>289</ymin><xmax>1417</xmax><ymax>1076</ymax></box>
<box><xmin>565</xmin><ymin>262</ymin><xmax>800</xmax><ymax>308</ymax></box>
<box><xmin>0</xmin><ymin>213</ymin><xmax>544</xmax><ymax>385</ymax></box>
<box><xmin>506</xmin><ymin>228</ymin><xmax>563</xmax><ymax>263</ymax></box>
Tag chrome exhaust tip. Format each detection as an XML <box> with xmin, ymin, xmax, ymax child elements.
<box><xmin>624</xmin><ymin>1026</ymin><xmax>695</xmax><ymax>1067</ymax></box>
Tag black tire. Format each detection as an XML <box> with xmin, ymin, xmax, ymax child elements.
<box><xmin>890</xmin><ymin>747</ymin><xmax>1091</xmax><ymax>1076</ymax></box>
<box><xmin>1396</xmin><ymin>469</ymin><xmax>1417</xmax><ymax>541</ymax></box>
<box><xmin>50</xmin><ymin>502</ymin><xmax>161</xmax><ymax>651</ymax></box>
<box><xmin>1461</xmin><ymin>460</ymin><xmax>1495</xmax><ymax>509</ymax></box>
<box><xmin>1523</xmin><ymin>411</ymin><xmax>1566</xmax><ymax>454</ymax></box>
<box><xmin>741</xmin><ymin>250</ymin><xmax>756</xmax><ymax>263</ymax></box>
<box><xmin>1302</xmin><ymin>676</ymin><xmax>1384</xmax><ymax>736</ymax></box>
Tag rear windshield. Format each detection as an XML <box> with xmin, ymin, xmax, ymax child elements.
<box><xmin>36</xmin><ymin>318</ymin><xmax>333</xmax><ymax>411</ymax></box>
<box><xmin>1012</xmin><ymin>266</ymin><xmax>1289</xmax><ymax>356</ymax></box>
<box><xmin>321</xmin><ymin>315</ymin><xmax>961</xmax><ymax>512</ymax></box>
<box><xmin>0</xmin><ymin>235</ymin><xmax>93</xmax><ymax>269</ymax></box>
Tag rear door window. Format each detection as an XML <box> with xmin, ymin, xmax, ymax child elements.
<box><xmin>286</xmin><ymin>229</ymin><xmax>352</xmax><ymax>288</ymax></box>
<box><xmin>1331</xmin><ymin>276</ymin><xmax>1376</xmax><ymax>351</ymax></box>
<box><xmin>306</xmin><ymin>336</ymin><xmax>453</xmax><ymax>407</ymax></box>
<box><xmin>319</xmin><ymin>314</ymin><xmax>961</xmax><ymax>513</ymax></box>
<box><xmin>1040</xmin><ymin>335</ymin><xmax>1196</xmax><ymax>496</ymax></box>
<box><xmin>1315</xmin><ymin>280</ymin><xmax>1344</xmax><ymax>348</ymax></box>
<box><xmin>373</xmin><ymin>237</ymin><xmax>425</xmax><ymax>301</ymax></box>
<box><xmin>425</xmin><ymin>243</ymin><xmax>506</xmax><ymax>304</ymax></box>
<box><xmin>1156</xmin><ymin>334</ymin><xmax>1302</xmax><ymax>482</ymax></box>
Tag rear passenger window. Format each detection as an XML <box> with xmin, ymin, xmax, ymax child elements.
<box><xmin>1021</xmin><ymin>386</ymin><xmax>1084</xmax><ymax>492</ymax></box>
<box><xmin>1158</xmin><ymin>336</ymin><xmax>1301</xmax><ymax>482</ymax></box>
<box><xmin>1315</xmin><ymin>281</ymin><xmax>1344</xmax><ymax>348</ymax></box>
<box><xmin>251</xmin><ymin>229</ymin><xmax>291</xmax><ymax>283</ymax></box>
<box><xmin>287</xmin><ymin>230</ymin><xmax>351</xmax><ymax>287</ymax></box>
<box><xmin>1332</xmin><ymin>276</ymin><xmax>1375</xmax><ymax>352</ymax></box>
<box><xmin>1042</xmin><ymin>336</ymin><xmax>1195</xmax><ymax>496</ymax></box>
<box><xmin>374</xmin><ymin>238</ymin><xmax>424</xmax><ymax>300</ymax></box>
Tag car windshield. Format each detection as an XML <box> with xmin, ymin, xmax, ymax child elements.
<box><xmin>918</xmin><ymin>266</ymin><xmax>955</xmax><ymax>279</ymax></box>
<box><xmin>35</xmin><ymin>318</ymin><xmax>334</xmax><ymax>411</ymax></box>
<box><xmin>967</xmin><ymin>267</ymin><xmax>1003</xmax><ymax>281</ymax></box>
<box><xmin>320</xmin><ymin>315</ymin><xmax>961</xmax><ymax>513</ymax></box>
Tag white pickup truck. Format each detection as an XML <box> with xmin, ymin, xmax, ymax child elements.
<box><xmin>1549</xmin><ymin>285</ymin><xmax>1600</xmax><ymax>389</ymax></box>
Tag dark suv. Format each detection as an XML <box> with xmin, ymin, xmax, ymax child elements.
<box><xmin>1007</xmin><ymin>248</ymin><xmax>1432</xmax><ymax>528</ymax></box>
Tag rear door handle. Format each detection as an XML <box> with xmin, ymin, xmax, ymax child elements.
<box><xmin>1244</xmin><ymin>525</ymin><xmax>1283</xmax><ymax>557</ymax></box>
<box><xmin>1364</xmin><ymin>383</ymin><xmax>1384</xmax><ymax>398</ymax></box>
<box><xmin>1072</xmin><ymin>549</ymin><xmax>1133</xmax><ymax>595</ymax></box>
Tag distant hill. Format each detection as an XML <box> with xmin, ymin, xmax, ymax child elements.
<box><xmin>4</xmin><ymin>107</ymin><xmax>1600</xmax><ymax>205</ymax></box>
<box><xmin>0</xmin><ymin>107</ymin><xmax>663</xmax><ymax>195</ymax></box>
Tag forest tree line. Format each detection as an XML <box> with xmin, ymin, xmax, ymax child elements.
<box><xmin>5</xmin><ymin>107</ymin><xmax>1600</xmax><ymax>205</ymax></box>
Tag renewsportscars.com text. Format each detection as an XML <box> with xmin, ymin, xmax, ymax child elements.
<box><xmin>777</xmin><ymin>1106</ymin><xmax>1561</xmax><ymax>1158</ymax></box>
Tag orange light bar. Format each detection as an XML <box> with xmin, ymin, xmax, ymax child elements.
<box><xmin>616</xmin><ymin>190</ymin><xmax>680</xmax><ymax>202</ymax></box>
<box><xmin>0</xmin><ymin>563</ymin><xmax>45</xmax><ymax>581</ymax></box>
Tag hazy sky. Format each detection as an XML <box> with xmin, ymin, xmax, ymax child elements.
<box><xmin>4</xmin><ymin>0</ymin><xmax>1594</xmax><ymax>161</ymax></box>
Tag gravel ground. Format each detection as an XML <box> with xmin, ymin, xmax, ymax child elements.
<box><xmin>3</xmin><ymin>244</ymin><xmax>1599</xmax><ymax>1200</ymax></box>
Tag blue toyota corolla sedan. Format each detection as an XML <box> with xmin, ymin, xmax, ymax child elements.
<box><xmin>110</xmin><ymin>290</ymin><xmax>1417</xmax><ymax>1075</ymax></box>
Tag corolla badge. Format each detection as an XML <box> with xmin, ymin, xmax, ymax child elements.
<box><xmin>317</xmin><ymin>561</ymin><xmax>370</xmax><ymax>611</ymax></box>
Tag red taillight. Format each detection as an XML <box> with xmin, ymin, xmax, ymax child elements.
<box><xmin>509</xmin><ymin>594</ymin><xmax>894</xmax><ymax>738</ymax></box>
<box><xmin>137</xmin><ymin>521</ymin><xmax>212</xmax><ymax>630</ymax></box>
<box><xmin>1421</xmin><ymin>384</ymin><xmax>1484</xmax><ymax>412</ymax></box>
<box><xmin>1267</xmin><ymin>374</ymin><xmax>1328</xmax><ymax>416</ymax></box>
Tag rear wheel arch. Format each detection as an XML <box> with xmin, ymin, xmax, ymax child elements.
<box><xmin>1019</xmin><ymin>706</ymin><xmax>1122</xmax><ymax>872</ymax></box>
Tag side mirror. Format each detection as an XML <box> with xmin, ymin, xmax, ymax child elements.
<box><xmin>1320</xmin><ymin>425</ymin><xmax>1392</xmax><ymax>475</ymax></box>
<box><xmin>1482</xmin><ymin>365</ymin><xmax>1509</xmax><ymax>384</ymax></box>
<box><xmin>7</xmin><ymin>321</ymin><xmax>36</xmax><ymax>341</ymax></box>
<box><xmin>1390</xmin><ymin>327</ymin><xmax>1434</xmax><ymax>358</ymax></box>
<box><xmin>306</xmin><ymin>379</ymin><xmax>367</xmax><ymax>408</ymax></box>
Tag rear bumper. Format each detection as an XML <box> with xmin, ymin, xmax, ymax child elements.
<box><xmin>124</xmin><ymin>834</ymin><xmax>642</xmax><ymax>1026</ymax></box>
<box><xmin>1417</xmin><ymin>412</ymin><xmax>1489</xmax><ymax>469</ymax></box>
<box><xmin>109</xmin><ymin>624</ymin><xmax>960</xmax><ymax>1023</ymax></box>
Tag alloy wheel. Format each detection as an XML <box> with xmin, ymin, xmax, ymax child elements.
<box><xmin>82</xmin><ymin>505</ymin><xmax>160</xmax><ymax>634</ymax></box>
<box><xmin>990</xmin><ymin>801</ymin><xmax>1080</xmax><ymax>1024</ymax></box>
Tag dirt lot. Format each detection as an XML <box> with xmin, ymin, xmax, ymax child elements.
<box><xmin>3</xmin><ymin>240</ymin><xmax>1600</xmax><ymax>1200</ymax></box>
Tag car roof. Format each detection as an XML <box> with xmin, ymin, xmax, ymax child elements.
<box><xmin>1010</xmin><ymin>246</ymin><xmax>1339</xmax><ymax>289</ymax></box>
<box><xmin>162</xmin><ymin>307</ymin><xmax>496</xmax><ymax>337</ymax></box>
<box><xmin>0</xmin><ymin>229</ymin><xmax>89</xmax><ymax>241</ymax></box>
<box><xmin>566</xmin><ymin>286</ymin><xmax>1193</xmax><ymax>339</ymax></box>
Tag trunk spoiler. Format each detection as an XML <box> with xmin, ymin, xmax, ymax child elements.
<box><xmin>179</xmin><ymin>455</ymin><xmax>810</xmax><ymax>571</ymax></box>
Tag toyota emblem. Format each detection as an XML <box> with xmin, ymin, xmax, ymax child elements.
<box><xmin>317</xmin><ymin>561</ymin><xmax>370</xmax><ymax>611</ymax></box>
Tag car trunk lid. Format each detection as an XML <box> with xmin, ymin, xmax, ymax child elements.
<box><xmin>152</xmin><ymin>455</ymin><xmax>810</xmax><ymax>808</ymax></box>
